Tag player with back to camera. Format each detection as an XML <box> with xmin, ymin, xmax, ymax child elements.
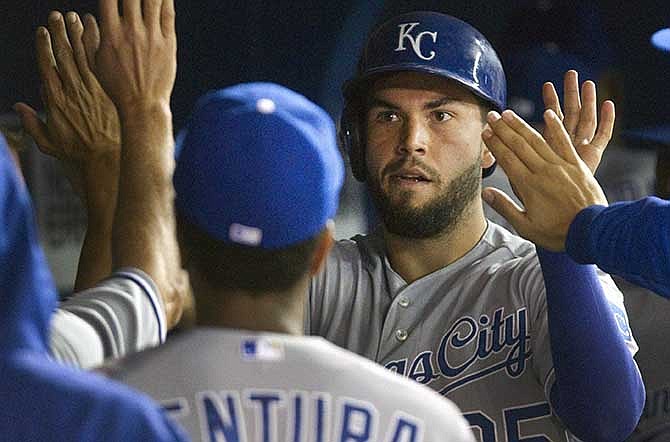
<box><xmin>324</xmin><ymin>11</ymin><xmax>644</xmax><ymax>442</ymax></box>
<box><xmin>102</xmin><ymin>81</ymin><xmax>475</xmax><ymax>442</ymax></box>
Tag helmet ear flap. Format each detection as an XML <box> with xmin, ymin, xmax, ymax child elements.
<box><xmin>340</xmin><ymin>103</ymin><xmax>367</xmax><ymax>182</ymax></box>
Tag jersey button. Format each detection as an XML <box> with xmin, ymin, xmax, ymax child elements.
<box><xmin>398</xmin><ymin>296</ymin><xmax>410</xmax><ymax>308</ymax></box>
<box><xmin>395</xmin><ymin>329</ymin><xmax>408</xmax><ymax>342</ymax></box>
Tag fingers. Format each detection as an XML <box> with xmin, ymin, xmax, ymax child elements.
<box><xmin>47</xmin><ymin>11</ymin><xmax>81</xmax><ymax>89</ymax></box>
<box><xmin>482</xmin><ymin>124</ymin><xmax>530</xmax><ymax>180</ymax></box>
<box><xmin>542</xmin><ymin>109</ymin><xmax>580</xmax><ymax>163</ymax></box>
<box><xmin>591</xmin><ymin>100</ymin><xmax>616</xmax><ymax>153</ymax></box>
<box><xmin>485</xmin><ymin>111</ymin><xmax>551</xmax><ymax>170</ymax></box>
<box><xmin>35</xmin><ymin>26</ymin><xmax>63</xmax><ymax>99</ymax></box>
<box><xmin>562</xmin><ymin>70</ymin><xmax>581</xmax><ymax>139</ymax></box>
<box><xmin>481</xmin><ymin>187</ymin><xmax>527</xmax><ymax>229</ymax></box>
<box><xmin>500</xmin><ymin>110</ymin><xmax>561</xmax><ymax>163</ymax></box>
<box><xmin>82</xmin><ymin>14</ymin><xmax>101</xmax><ymax>73</ymax></box>
<box><xmin>542</xmin><ymin>82</ymin><xmax>564</xmax><ymax>121</ymax></box>
<box><xmin>13</xmin><ymin>103</ymin><xmax>54</xmax><ymax>154</ymax></box>
<box><xmin>99</xmin><ymin>0</ymin><xmax>120</xmax><ymax>33</ymax></box>
<box><xmin>64</xmin><ymin>12</ymin><xmax>98</xmax><ymax>90</ymax></box>
<box><xmin>123</xmin><ymin>0</ymin><xmax>142</xmax><ymax>27</ymax></box>
<box><xmin>160</xmin><ymin>0</ymin><xmax>176</xmax><ymax>37</ymax></box>
<box><xmin>143</xmin><ymin>0</ymin><xmax>162</xmax><ymax>30</ymax></box>
<box><xmin>573</xmin><ymin>80</ymin><xmax>597</xmax><ymax>146</ymax></box>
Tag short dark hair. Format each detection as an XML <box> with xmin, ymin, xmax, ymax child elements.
<box><xmin>176</xmin><ymin>212</ymin><xmax>321</xmax><ymax>294</ymax></box>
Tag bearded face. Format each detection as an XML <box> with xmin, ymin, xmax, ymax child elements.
<box><xmin>363</xmin><ymin>72</ymin><xmax>492</xmax><ymax>239</ymax></box>
<box><xmin>367</xmin><ymin>156</ymin><xmax>482</xmax><ymax>238</ymax></box>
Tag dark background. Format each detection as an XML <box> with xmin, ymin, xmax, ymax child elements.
<box><xmin>2</xmin><ymin>0</ymin><xmax>669</xmax><ymax>130</ymax></box>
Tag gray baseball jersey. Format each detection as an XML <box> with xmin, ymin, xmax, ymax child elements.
<box><xmin>50</xmin><ymin>268</ymin><xmax>166</xmax><ymax>368</ymax></box>
<box><xmin>103</xmin><ymin>326</ymin><xmax>475</xmax><ymax>442</ymax></box>
<box><xmin>618</xmin><ymin>278</ymin><xmax>670</xmax><ymax>442</ymax></box>
<box><xmin>307</xmin><ymin>222</ymin><xmax>638</xmax><ymax>442</ymax></box>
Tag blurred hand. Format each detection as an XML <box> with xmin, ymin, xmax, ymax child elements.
<box><xmin>481</xmin><ymin>109</ymin><xmax>609</xmax><ymax>251</ymax></box>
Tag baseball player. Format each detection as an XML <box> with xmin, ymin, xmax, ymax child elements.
<box><xmin>0</xmin><ymin>134</ymin><xmax>187</xmax><ymax>441</ymax></box>
<box><xmin>101</xmin><ymin>81</ymin><xmax>475</xmax><ymax>442</ymax></box>
<box><xmin>14</xmin><ymin>10</ymin><xmax>184</xmax><ymax>369</ymax></box>
<box><xmin>314</xmin><ymin>11</ymin><xmax>643</xmax><ymax>441</ymax></box>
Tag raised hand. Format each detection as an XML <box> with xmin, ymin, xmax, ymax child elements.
<box><xmin>14</xmin><ymin>11</ymin><xmax>120</xmax><ymax>197</ymax></box>
<box><xmin>94</xmin><ymin>0</ymin><xmax>176</xmax><ymax>115</ymax></box>
<box><xmin>481</xmin><ymin>109</ymin><xmax>609</xmax><ymax>251</ymax></box>
<box><xmin>15</xmin><ymin>11</ymin><xmax>121</xmax><ymax>290</ymax></box>
<box><xmin>541</xmin><ymin>70</ymin><xmax>615</xmax><ymax>173</ymax></box>
<box><xmin>95</xmin><ymin>0</ymin><xmax>186</xmax><ymax>328</ymax></box>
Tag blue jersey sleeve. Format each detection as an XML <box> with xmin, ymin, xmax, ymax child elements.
<box><xmin>537</xmin><ymin>249</ymin><xmax>644</xmax><ymax>442</ymax></box>
<box><xmin>566</xmin><ymin>197</ymin><xmax>670</xmax><ymax>298</ymax></box>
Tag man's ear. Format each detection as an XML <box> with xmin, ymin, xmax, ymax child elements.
<box><xmin>481</xmin><ymin>141</ymin><xmax>496</xmax><ymax>170</ymax></box>
<box><xmin>309</xmin><ymin>221</ymin><xmax>335</xmax><ymax>276</ymax></box>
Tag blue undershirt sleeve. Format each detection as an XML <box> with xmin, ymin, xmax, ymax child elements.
<box><xmin>566</xmin><ymin>197</ymin><xmax>670</xmax><ymax>298</ymax></box>
<box><xmin>537</xmin><ymin>248</ymin><xmax>644</xmax><ymax>442</ymax></box>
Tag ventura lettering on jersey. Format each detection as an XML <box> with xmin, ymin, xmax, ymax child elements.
<box><xmin>162</xmin><ymin>390</ymin><xmax>425</xmax><ymax>442</ymax></box>
<box><xmin>385</xmin><ymin>307</ymin><xmax>532</xmax><ymax>394</ymax></box>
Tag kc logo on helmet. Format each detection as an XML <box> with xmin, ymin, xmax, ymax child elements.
<box><xmin>395</xmin><ymin>22</ymin><xmax>438</xmax><ymax>61</ymax></box>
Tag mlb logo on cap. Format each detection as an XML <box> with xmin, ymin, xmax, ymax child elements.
<box><xmin>229</xmin><ymin>223</ymin><xmax>263</xmax><ymax>247</ymax></box>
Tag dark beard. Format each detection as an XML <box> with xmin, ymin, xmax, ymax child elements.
<box><xmin>369</xmin><ymin>159</ymin><xmax>482</xmax><ymax>239</ymax></box>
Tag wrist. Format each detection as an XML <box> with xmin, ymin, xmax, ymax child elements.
<box><xmin>117</xmin><ymin>100</ymin><xmax>172</xmax><ymax>124</ymax></box>
<box><xmin>565</xmin><ymin>204</ymin><xmax>607</xmax><ymax>264</ymax></box>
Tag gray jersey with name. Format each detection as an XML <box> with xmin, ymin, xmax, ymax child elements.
<box><xmin>103</xmin><ymin>327</ymin><xmax>475</xmax><ymax>442</ymax></box>
<box><xmin>307</xmin><ymin>222</ymin><xmax>638</xmax><ymax>442</ymax></box>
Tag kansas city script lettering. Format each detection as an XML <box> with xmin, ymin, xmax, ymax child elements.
<box><xmin>385</xmin><ymin>307</ymin><xmax>532</xmax><ymax>394</ymax></box>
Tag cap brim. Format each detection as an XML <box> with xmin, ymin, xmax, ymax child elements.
<box><xmin>623</xmin><ymin>125</ymin><xmax>670</xmax><ymax>146</ymax></box>
<box><xmin>652</xmin><ymin>28</ymin><xmax>670</xmax><ymax>52</ymax></box>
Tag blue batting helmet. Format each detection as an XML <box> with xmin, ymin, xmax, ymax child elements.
<box><xmin>340</xmin><ymin>11</ymin><xmax>506</xmax><ymax>181</ymax></box>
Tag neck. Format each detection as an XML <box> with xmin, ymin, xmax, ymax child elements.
<box><xmin>383</xmin><ymin>198</ymin><xmax>487</xmax><ymax>283</ymax></box>
<box><xmin>192</xmin><ymin>279</ymin><xmax>307</xmax><ymax>336</ymax></box>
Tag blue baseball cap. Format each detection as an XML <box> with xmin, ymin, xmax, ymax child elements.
<box><xmin>652</xmin><ymin>28</ymin><xmax>670</xmax><ymax>52</ymax></box>
<box><xmin>173</xmin><ymin>83</ymin><xmax>344</xmax><ymax>249</ymax></box>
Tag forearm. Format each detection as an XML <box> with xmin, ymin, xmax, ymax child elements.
<box><xmin>113</xmin><ymin>104</ymin><xmax>183</xmax><ymax>327</ymax></box>
<box><xmin>566</xmin><ymin>197</ymin><xmax>670</xmax><ymax>297</ymax></box>
<box><xmin>537</xmin><ymin>249</ymin><xmax>644</xmax><ymax>442</ymax></box>
<box><xmin>75</xmin><ymin>153</ymin><xmax>120</xmax><ymax>290</ymax></box>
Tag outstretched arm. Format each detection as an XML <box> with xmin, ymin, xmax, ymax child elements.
<box><xmin>566</xmin><ymin>197</ymin><xmax>670</xmax><ymax>298</ymax></box>
<box><xmin>15</xmin><ymin>11</ymin><xmax>120</xmax><ymax>291</ymax></box>
<box><xmin>93</xmin><ymin>0</ymin><xmax>187</xmax><ymax>328</ymax></box>
<box><xmin>482</xmin><ymin>109</ymin><xmax>644</xmax><ymax>441</ymax></box>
